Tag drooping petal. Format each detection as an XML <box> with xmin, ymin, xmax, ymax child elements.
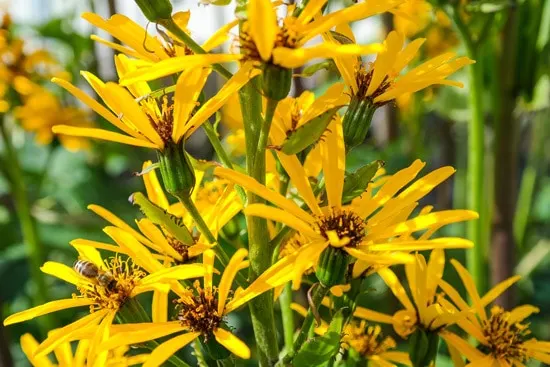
<box><xmin>218</xmin><ymin>248</ymin><xmax>249</xmax><ymax>314</ymax></box>
<box><xmin>143</xmin><ymin>332</ymin><xmax>201</xmax><ymax>367</ymax></box>
<box><xmin>248</xmin><ymin>0</ymin><xmax>277</xmax><ymax>61</ymax></box>
<box><xmin>99</xmin><ymin>322</ymin><xmax>183</xmax><ymax>352</ymax></box>
<box><xmin>203</xmin><ymin>249</ymin><xmax>216</xmax><ymax>295</ymax></box>
<box><xmin>135</xmin><ymin>219</ymin><xmax>181</xmax><ymax>260</ymax></box>
<box><xmin>213</xmin><ymin>328</ymin><xmax>251</xmax><ymax>359</ymax></box>
<box><xmin>244</xmin><ymin>204</ymin><xmax>320</xmax><ymax>238</ymax></box>
<box><xmin>479</xmin><ymin>275</ymin><xmax>521</xmax><ymax>308</ymax></box>
<box><xmin>40</xmin><ymin>261</ymin><xmax>89</xmax><ymax>286</ymax></box>
<box><xmin>378</xmin><ymin>267</ymin><xmax>415</xmax><ymax>311</ymax></box>
<box><xmin>51</xmin><ymin>125</ymin><xmax>158</xmax><ymax>149</ymax></box>
<box><xmin>354</xmin><ymin>307</ymin><xmax>394</xmax><ymax>324</ymax></box>
<box><xmin>142</xmin><ymin>160</ymin><xmax>169</xmax><ymax>210</ymax></box>
<box><xmin>20</xmin><ymin>334</ymin><xmax>55</xmax><ymax>367</ymax></box>
<box><xmin>104</xmin><ymin>226</ymin><xmax>163</xmax><ymax>272</ymax></box>
<box><xmin>87</xmin><ymin>310</ymin><xmax>116</xmax><ymax>367</ymax></box>
<box><xmin>344</xmin><ymin>247</ymin><xmax>414</xmax><ymax>265</ymax></box>
<box><xmin>4</xmin><ymin>298</ymin><xmax>94</xmax><ymax>326</ymax></box>
<box><xmin>440</xmin><ymin>332</ymin><xmax>486</xmax><ymax>362</ymax></box>
<box><xmin>140</xmin><ymin>264</ymin><xmax>206</xmax><ymax>285</ymax></box>
<box><xmin>202</xmin><ymin>20</ymin><xmax>239</xmax><ymax>52</ymax></box>
<box><xmin>321</xmin><ymin>117</ymin><xmax>345</xmax><ymax>209</ymax></box>
<box><xmin>450</xmin><ymin>259</ymin><xmax>486</xmax><ymax>321</ymax></box>
<box><xmin>366</xmin><ymin>238</ymin><xmax>473</xmax><ymax>252</ymax></box>
<box><xmin>152</xmin><ymin>290</ymin><xmax>169</xmax><ymax>323</ymax></box>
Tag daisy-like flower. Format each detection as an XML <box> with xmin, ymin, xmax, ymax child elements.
<box><xmin>439</xmin><ymin>260</ymin><xmax>550</xmax><ymax>367</ymax></box>
<box><xmin>99</xmin><ymin>248</ymin><xmax>296</xmax><ymax>366</ymax></box>
<box><xmin>20</xmin><ymin>332</ymin><xmax>149</xmax><ymax>367</ymax></box>
<box><xmin>354</xmin><ymin>250</ymin><xmax>467</xmax><ymax>339</ymax></box>
<box><xmin>3</xmin><ymin>245</ymin><xmax>205</xmax><ymax>365</ymax></box>
<box><xmin>82</xmin><ymin>11</ymin><xmax>237</xmax><ymax>63</ymax></box>
<box><xmin>215</xmin><ymin>116</ymin><xmax>478</xmax><ymax>289</ymax></box>
<box><xmin>14</xmin><ymin>87</ymin><xmax>94</xmax><ymax>151</ymax></box>
<box><xmin>51</xmin><ymin>55</ymin><xmax>258</xmax><ymax>151</ymax></box>
<box><xmin>292</xmin><ymin>303</ymin><xmax>411</xmax><ymax>366</ymax></box>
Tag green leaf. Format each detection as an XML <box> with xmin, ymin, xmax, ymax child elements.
<box><xmin>465</xmin><ymin>0</ymin><xmax>513</xmax><ymax>13</ymax></box>
<box><xmin>341</xmin><ymin>160</ymin><xmax>384</xmax><ymax>204</ymax></box>
<box><xmin>294</xmin><ymin>331</ymin><xmax>342</xmax><ymax>367</ymax></box>
<box><xmin>294</xmin><ymin>61</ymin><xmax>337</xmax><ymax>78</ymax></box>
<box><xmin>328</xmin><ymin>308</ymin><xmax>346</xmax><ymax>335</ymax></box>
<box><xmin>130</xmin><ymin>192</ymin><xmax>194</xmax><ymax>244</ymax></box>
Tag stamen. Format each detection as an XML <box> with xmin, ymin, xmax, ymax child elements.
<box><xmin>347</xmin><ymin>322</ymin><xmax>397</xmax><ymax>357</ymax></box>
<box><xmin>316</xmin><ymin>210</ymin><xmax>365</xmax><ymax>248</ymax></box>
<box><xmin>481</xmin><ymin>306</ymin><xmax>530</xmax><ymax>362</ymax></box>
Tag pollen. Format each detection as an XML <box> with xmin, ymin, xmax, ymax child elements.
<box><xmin>347</xmin><ymin>322</ymin><xmax>397</xmax><ymax>357</ymax></box>
<box><xmin>144</xmin><ymin>95</ymin><xmax>175</xmax><ymax>143</ymax></box>
<box><xmin>175</xmin><ymin>281</ymin><xmax>224</xmax><ymax>338</ymax></box>
<box><xmin>76</xmin><ymin>256</ymin><xmax>145</xmax><ymax>313</ymax></box>
<box><xmin>316</xmin><ymin>210</ymin><xmax>365</xmax><ymax>248</ymax></box>
<box><xmin>354</xmin><ymin>65</ymin><xmax>392</xmax><ymax>106</ymax></box>
<box><xmin>167</xmin><ymin>235</ymin><xmax>190</xmax><ymax>264</ymax></box>
<box><xmin>481</xmin><ymin>306</ymin><xmax>530</xmax><ymax>362</ymax></box>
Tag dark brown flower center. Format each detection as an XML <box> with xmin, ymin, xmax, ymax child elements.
<box><xmin>167</xmin><ymin>235</ymin><xmax>190</xmax><ymax>264</ymax></box>
<box><xmin>354</xmin><ymin>66</ymin><xmax>391</xmax><ymax>106</ymax></box>
<box><xmin>317</xmin><ymin>210</ymin><xmax>365</xmax><ymax>247</ymax></box>
<box><xmin>145</xmin><ymin>95</ymin><xmax>174</xmax><ymax>143</ymax></box>
<box><xmin>175</xmin><ymin>281</ymin><xmax>223</xmax><ymax>338</ymax></box>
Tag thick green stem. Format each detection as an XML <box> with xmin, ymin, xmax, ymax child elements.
<box><xmin>202</xmin><ymin>121</ymin><xmax>246</xmax><ymax>203</ymax></box>
<box><xmin>0</xmin><ymin>119</ymin><xmax>51</xmax><ymax>333</ymax></box>
<box><xmin>243</xmin><ymin>98</ymin><xmax>280</xmax><ymax>366</ymax></box>
<box><xmin>280</xmin><ymin>282</ymin><xmax>295</xmax><ymax>354</ymax></box>
<box><xmin>160</xmin><ymin>18</ymin><xmax>233</xmax><ymax>80</ymax></box>
<box><xmin>448</xmin><ymin>6</ymin><xmax>487</xmax><ymax>294</ymax></box>
<box><xmin>285</xmin><ymin>284</ymin><xmax>329</xmax><ymax>362</ymax></box>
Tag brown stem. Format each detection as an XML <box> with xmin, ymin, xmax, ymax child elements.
<box><xmin>491</xmin><ymin>3</ymin><xmax>519</xmax><ymax>309</ymax></box>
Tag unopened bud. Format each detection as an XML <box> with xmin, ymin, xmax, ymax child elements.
<box><xmin>342</xmin><ymin>96</ymin><xmax>376</xmax><ymax>151</ymax></box>
<box><xmin>134</xmin><ymin>0</ymin><xmax>173</xmax><ymax>22</ymax></box>
<box><xmin>409</xmin><ymin>328</ymin><xmax>439</xmax><ymax>367</ymax></box>
<box><xmin>315</xmin><ymin>246</ymin><xmax>351</xmax><ymax>288</ymax></box>
<box><xmin>157</xmin><ymin>141</ymin><xmax>196</xmax><ymax>197</ymax></box>
<box><xmin>262</xmin><ymin>63</ymin><xmax>292</xmax><ymax>101</ymax></box>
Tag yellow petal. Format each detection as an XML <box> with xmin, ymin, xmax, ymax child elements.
<box><xmin>100</xmin><ymin>322</ymin><xmax>183</xmax><ymax>352</ymax></box>
<box><xmin>132</xmin><ymin>282</ymin><xmax>171</xmax><ymax>296</ymax></box>
<box><xmin>4</xmin><ymin>298</ymin><xmax>94</xmax><ymax>326</ymax></box>
<box><xmin>450</xmin><ymin>259</ymin><xmax>486</xmax><ymax>322</ymax></box>
<box><xmin>480</xmin><ymin>275</ymin><xmax>521</xmax><ymax>308</ymax></box>
<box><xmin>354</xmin><ymin>307</ymin><xmax>394</xmax><ymax>324</ymax></box>
<box><xmin>152</xmin><ymin>290</ymin><xmax>168</xmax><ymax>323</ymax></box>
<box><xmin>140</xmin><ymin>264</ymin><xmax>206</xmax><ymax>285</ymax></box>
<box><xmin>244</xmin><ymin>204</ymin><xmax>320</xmax><ymax>239</ymax></box>
<box><xmin>218</xmin><ymin>248</ymin><xmax>249</xmax><ymax>314</ymax></box>
<box><xmin>203</xmin><ymin>249</ymin><xmax>216</xmax><ymax>295</ymax></box>
<box><xmin>248</xmin><ymin>0</ymin><xmax>277</xmax><ymax>61</ymax></box>
<box><xmin>215</xmin><ymin>166</ymin><xmax>315</xmax><ymax>224</ymax></box>
<box><xmin>202</xmin><ymin>19</ymin><xmax>239</xmax><ymax>52</ymax></box>
<box><xmin>71</xmin><ymin>243</ymin><xmax>105</xmax><ymax>270</ymax></box>
<box><xmin>292</xmin><ymin>241</ymin><xmax>327</xmax><ymax>289</ymax></box>
<box><xmin>298</xmin><ymin>0</ymin><xmax>328</xmax><ymax>24</ymax></box>
<box><xmin>392</xmin><ymin>38</ymin><xmax>425</xmax><ymax>74</ymax></box>
<box><xmin>52</xmin><ymin>125</ymin><xmax>158</xmax><ymax>149</ymax></box>
<box><xmin>142</xmin><ymin>160</ymin><xmax>169</xmax><ymax>210</ymax></box>
<box><xmin>344</xmin><ymin>247</ymin><xmax>414</xmax><ymax>265</ymax></box>
<box><xmin>367</xmin><ymin>31</ymin><xmax>404</xmax><ymax>96</ymax></box>
<box><xmin>379</xmin><ymin>351</ymin><xmax>412</xmax><ymax>366</ymax></box>
<box><xmin>273</xmin><ymin>43</ymin><xmax>382</xmax><ymax>69</ymax></box>
<box><xmin>20</xmin><ymin>334</ymin><xmax>55</xmax><ymax>367</ymax></box>
<box><xmin>91</xmin><ymin>35</ymin><xmax>143</xmax><ymax>60</ymax></box>
<box><xmin>143</xmin><ymin>332</ymin><xmax>201</xmax><ymax>367</ymax></box>
<box><xmin>70</xmin><ymin>238</ymin><xmax>126</xmax><ymax>255</ymax></box>
<box><xmin>508</xmin><ymin>305</ymin><xmax>539</xmax><ymax>324</ymax></box>
<box><xmin>40</xmin><ymin>261</ymin><xmax>89</xmax><ymax>286</ymax></box>
<box><xmin>184</xmin><ymin>63</ymin><xmax>261</xmax><ymax>138</ymax></box>
<box><xmin>214</xmin><ymin>328</ymin><xmax>251</xmax><ymax>359</ymax></box>
<box><xmin>120</xmin><ymin>54</ymin><xmax>242</xmax><ymax>85</ymax></box>
<box><xmin>135</xmin><ymin>219</ymin><xmax>180</xmax><ymax>260</ymax></box>
<box><xmin>87</xmin><ymin>311</ymin><xmax>116</xmax><ymax>367</ymax></box>
<box><xmin>104</xmin><ymin>226</ymin><xmax>163</xmax><ymax>272</ymax></box>
<box><xmin>367</xmin><ymin>238</ymin><xmax>473</xmax><ymax>252</ymax></box>
<box><xmin>172</xmin><ymin>67</ymin><xmax>212</xmax><ymax>142</ymax></box>
<box><xmin>321</xmin><ymin>117</ymin><xmax>345</xmax><ymax>209</ymax></box>
<box><xmin>440</xmin><ymin>331</ymin><xmax>486</xmax><ymax>362</ymax></box>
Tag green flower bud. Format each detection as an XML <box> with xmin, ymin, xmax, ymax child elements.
<box><xmin>409</xmin><ymin>329</ymin><xmax>440</xmax><ymax>367</ymax></box>
<box><xmin>262</xmin><ymin>63</ymin><xmax>292</xmax><ymax>101</ymax></box>
<box><xmin>157</xmin><ymin>141</ymin><xmax>196</xmax><ymax>197</ymax></box>
<box><xmin>201</xmin><ymin>333</ymin><xmax>231</xmax><ymax>360</ymax></box>
<box><xmin>315</xmin><ymin>246</ymin><xmax>351</xmax><ymax>288</ymax></box>
<box><xmin>134</xmin><ymin>0</ymin><xmax>173</xmax><ymax>22</ymax></box>
<box><xmin>342</xmin><ymin>96</ymin><xmax>376</xmax><ymax>151</ymax></box>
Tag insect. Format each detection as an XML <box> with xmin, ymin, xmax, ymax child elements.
<box><xmin>73</xmin><ymin>260</ymin><xmax>117</xmax><ymax>291</ymax></box>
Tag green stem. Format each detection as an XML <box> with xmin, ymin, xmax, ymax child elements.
<box><xmin>0</xmin><ymin>119</ymin><xmax>51</xmax><ymax>333</ymax></box>
<box><xmin>285</xmin><ymin>284</ymin><xmax>329</xmax><ymax>362</ymax></box>
<box><xmin>244</xmin><ymin>98</ymin><xmax>280</xmax><ymax>366</ymax></box>
<box><xmin>159</xmin><ymin>18</ymin><xmax>233</xmax><ymax>80</ymax></box>
<box><xmin>202</xmin><ymin>121</ymin><xmax>246</xmax><ymax>203</ymax></box>
<box><xmin>280</xmin><ymin>282</ymin><xmax>295</xmax><ymax>354</ymax></box>
<box><xmin>447</xmin><ymin>5</ymin><xmax>486</xmax><ymax>294</ymax></box>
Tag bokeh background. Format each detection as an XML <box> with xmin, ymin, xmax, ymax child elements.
<box><xmin>0</xmin><ymin>0</ymin><xmax>549</xmax><ymax>365</ymax></box>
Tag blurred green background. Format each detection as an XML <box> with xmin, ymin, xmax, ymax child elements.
<box><xmin>0</xmin><ymin>0</ymin><xmax>549</xmax><ymax>365</ymax></box>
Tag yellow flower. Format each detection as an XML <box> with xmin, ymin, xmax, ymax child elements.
<box><xmin>51</xmin><ymin>55</ymin><xmax>259</xmax><ymax>150</ymax></box>
<box><xmin>83</xmin><ymin>11</ymin><xmax>237</xmax><ymax>63</ymax></box>
<box><xmin>354</xmin><ymin>250</ymin><xmax>468</xmax><ymax>338</ymax></box>
<box><xmin>333</xmin><ymin>30</ymin><xmax>474</xmax><ymax>106</ymax></box>
<box><xmin>292</xmin><ymin>303</ymin><xmax>411</xmax><ymax>366</ymax></box>
<box><xmin>99</xmin><ymin>248</ymin><xmax>296</xmax><ymax>366</ymax></box>
<box><xmin>439</xmin><ymin>260</ymin><xmax>550</xmax><ymax>366</ymax></box>
<box><xmin>3</xmin><ymin>245</ymin><xmax>205</xmax><ymax>365</ymax></box>
<box><xmin>20</xmin><ymin>332</ymin><xmax>149</xmax><ymax>367</ymax></box>
<box><xmin>216</xmin><ymin>116</ymin><xmax>477</xmax><ymax>289</ymax></box>
<box><xmin>14</xmin><ymin>87</ymin><xmax>94</xmax><ymax>151</ymax></box>
<box><xmin>393</xmin><ymin>0</ymin><xmax>433</xmax><ymax>38</ymax></box>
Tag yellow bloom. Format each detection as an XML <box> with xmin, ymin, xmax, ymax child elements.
<box><xmin>292</xmin><ymin>303</ymin><xmax>411</xmax><ymax>366</ymax></box>
<box><xmin>20</xmin><ymin>332</ymin><xmax>149</xmax><ymax>367</ymax></box>
<box><xmin>333</xmin><ymin>30</ymin><xmax>474</xmax><ymax>105</ymax></box>
<box><xmin>99</xmin><ymin>248</ymin><xmax>296</xmax><ymax>366</ymax></box>
<box><xmin>216</xmin><ymin>116</ymin><xmax>477</xmax><ymax>289</ymax></box>
<box><xmin>355</xmin><ymin>250</ymin><xmax>468</xmax><ymax>338</ymax></box>
<box><xmin>3</xmin><ymin>246</ymin><xmax>205</xmax><ymax>365</ymax></box>
<box><xmin>14</xmin><ymin>87</ymin><xmax>94</xmax><ymax>151</ymax></box>
<box><xmin>439</xmin><ymin>260</ymin><xmax>550</xmax><ymax>367</ymax></box>
<box><xmin>52</xmin><ymin>55</ymin><xmax>259</xmax><ymax>150</ymax></box>
<box><xmin>83</xmin><ymin>11</ymin><xmax>237</xmax><ymax>63</ymax></box>
<box><xmin>393</xmin><ymin>0</ymin><xmax>433</xmax><ymax>38</ymax></box>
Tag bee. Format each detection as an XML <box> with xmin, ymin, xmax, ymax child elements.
<box><xmin>73</xmin><ymin>260</ymin><xmax>117</xmax><ymax>291</ymax></box>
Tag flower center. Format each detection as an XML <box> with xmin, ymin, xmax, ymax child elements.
<box><xmin>317</xmin><ymin>210</ymin><xmax>365</xmax><ymax>248</ymax></box>
<box><xmin>144</xmin><ymin>95</ymin><xmax>175</xmax><ymax>143</ymax></box>
<box><xmin>239</xmin><ymin>18</ymin><xmax>299</xmax><ymax>63</ymax></box>
<box><xmin>354</xmin><ymin>66</ymin><xmax>392</xmax><ymax>106</ymax></box>
<box><xmin>76</xmin><ymin>256</ymin><xmax>145</xmax><ymax>312</ymax></box>
<box><xmin>347</xmin><ymin>323</ymin><xmax>397</xmax><ymax>357</ymax></box>
<box><xmin>197</xmin><ymin>180</ymin><xmax>230</xmax><ymax>206</ymax></box>
<box><xmin>175</xmin><ymin>281</ymin><xmax>224</xmax><ymax>338</ymax></box>
<box><xmin>481</xmin><ymin>306</ymin><xmax>530</xmax><ymax>362</ymax></box>
<box><xmin>167</xmin><ymin>235</ymin><xmax>190</xmax><ymax>264</ymax></box>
